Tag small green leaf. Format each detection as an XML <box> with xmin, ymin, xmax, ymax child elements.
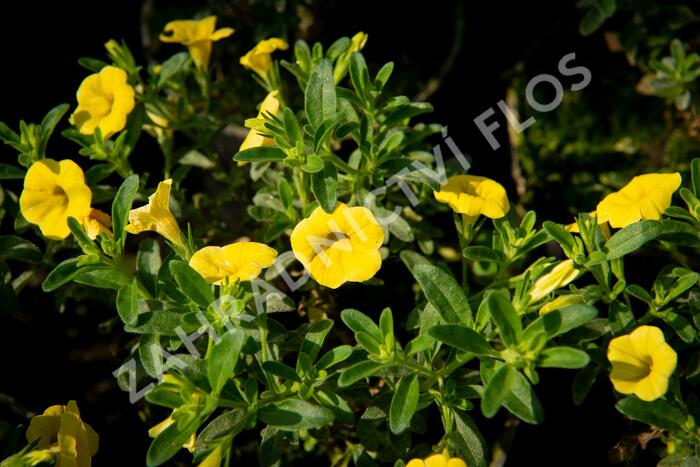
<box><xmin>305</xmin><ymin>59</ymin><xmax>336</xmax><ymax>128</ymax></box>
<box><xmin>42</xmin><ymin>258</ymin><xmax>81</xmax><ymax>292</ymax></box>
<box><xmin>341</xmin><ymin>309</ymin><xmax>382</xmax><ymax>341</ymax></box>
<box><xmin>112</xmin><ymin>174</ymin><xmax>139</xmax><ymax>244</ymax></box>
<box><xmin>605</xmin><ymin>220</ymin><xmax>664</xmax><ymax>260</ymax></box>
<box><xmin>169</xmin><ymin>260</ymin><xmax>214</xmax><ymax>308</ymax></box>
<box><xmin>137</xmin><ymin>238</ymin><xmax>161</xmax><ymax>297</ymax></box>
<box><xmin>116</xmin><ymin>278</ymin><xmax>139</xmax><ymax>326</ymax></box>
<box><xmin>428</xmin><ymin>325</ymin><xmax>495</xmax><ymax>356</ymax></box>
<box><xmin>448</xmin><ymin>410</ymin><xmax>488</xmax><ymax>467</ymax></box>
<box><xmin>338</xmin><ymin>360</ymin><xmax>386</xmax><ymax>387</ymax></box>
<box><xmin>257</xmin><ymin>399</ymin><xmax>334</xmax><ymax>430</ymax></box>
<box><xmin>538</xmin><ymin>347</ymin><xmax>590</xmax><ymax>369</ymax></box>
<box><xmin>208</xmin><ymin>329</ymin><xmax>245</xmax><ymax>393</ymax></box>
<box><xmin>389</xmin><ymin>374</ymin><xmax>419</xmax><ymax>434</ymax></box>
<box><xmin>522</xmin><ymin>304</ymin><xmax>598</xmax><ymax>341</ymax></box>
<box><xmin>0</xmin><ymin>164</ymin><xmax>25</xmax><ymax>180</ymax></box>
<box><xmin>147</xmin><ymin>416</ymin><xmax>202</xmax><ymax>466</ymax></box>
<box><xmin>413</xmin><ymin>263</ymin><xmax>471</xmax><ymax>324</ymax></box>
<box><xmin>615</xmin><ymin>397</ymin><xmax>686</xmax><ymax>431</ymax></box>
<box><xmin>543</xmin><ymin>221</ymin><xmax>576</xmax><ymax>255</ymax></box>
<box><xmin>311</xmin><ymin>162</ymin><xmax>337</xmax><ymax>213</ymax></box>
<box><xmin>462</xmin><ymin>246</ymin><xmax>506</xmax><ymax>264</ymax></box>
<box><xmin>300</xmin><ymin>319</ymin><xmax>334</xmax><ymax>362</ymax></box>
<box><xmin>315</xmin><ymin>345</ymin><xmax>353</xmax><ymax>370</ymax></box>
<box><xmin>234</xmin><ymin>146</ymin><xmax>286</xmax><ymax>162</ymax></box>
<box><xmin>0</xmin><ymin>236</ymin><xmax>42</xmax><ymax>263</ymax></box>
<box><xmin>486</xmin><ymin>290</ymin><xmax>521</xmax><ymax>348</ymax></box>
<box><xmin>481</xmin><ymin>364</ymin><xmax>516</xmax><ymax>418</ymax></box>
<box><xmin>262</xmin><ymin>361</ymin><xmax>301</xmax><ymax>382</ymax></box>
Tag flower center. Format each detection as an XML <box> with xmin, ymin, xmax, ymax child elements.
<box><xmin>326</xmin><ymin>231</ymin><xmax>349</xmax><ymax>242</ymax></box>
<box><xmin>52</xmin><ymin>185</ymin><xmax>69</xmax><ymax>208</ymax></box>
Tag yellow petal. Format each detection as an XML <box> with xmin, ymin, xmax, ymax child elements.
<box><xmin>125</xmin><ymin>179</ymin><xmax>183</xmax><ymax>248</ymax></box>
<box><xmin>189</xmin><ymin>242</ymin><xmax>278</xmax><ymax>285</ymax></box>
<box><xmin>56</xmin><ymin>401</ymin><xmax>92</xmax><ymax>467</ymax></box>
<box><xmin>528</xmin><ymin>259</ymin><xmax>579</xmax><ymax>303</ymax></box>
<box><xmin>239</xmin><ymin>91</ymin><xmax>280</xmax><ymax>153</ymax></box>
<box><xmin>406</xmin><ymin>460</ymin><xmax>426</xmax><ymax>467</ymax></box>
<box><xmin>291</xmin><ymin>204</ymin><xmax>383</xmax><ymax>289</ymax></box>
<box><xmin>446</xmin><ymin>459</ymin><xmax>467</xmax><ymax>467</ymax></box>
<box><xmin>83</xmin><ymin>208</ymin><xmax>112</xmax><ymax>239</ymax></box>
<box><xmin>538</xmin><ymin>293</ymin><xmax>585</xmax><ymax>315</ymax></box>
<box><xmin>198</xmin><ymin>445</ymin><xmax>224</xmax><ymax>467</ymax></box>
<box><xmin>20</xmin><ymin>159</ymin><xmax>92</xmax><ymax>240</ymax></box>
<box><xmin>434</xmin><ymin>175</ymin><xmax>509</xmax><ymax>219</ymax></box>
<box><xmin>425</xmin><ymin>454</ymin><xmax>449</xmax><ymax>467</ymax></box>
<box><xmin>240</xmin><ymin>37</ymin><xmax>289</xmax><ymax>78</ymax></box>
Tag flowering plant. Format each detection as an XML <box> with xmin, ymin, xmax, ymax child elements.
<box><xmin>1</xmin><ymin>9</ymin><xmax>700</xmax><ymax>467</ymax></box>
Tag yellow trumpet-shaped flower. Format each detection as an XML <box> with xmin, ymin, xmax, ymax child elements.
<box><xmin>197</xmin><ymin>445</ymin><xmax>224</xmax><ymax>467</ymax></box>
<box><xmin>83</xmin><ymin>208</ymin><xmax>112</xmax><ymax>240</ymax></box>
<box><xmin>291</xmin><ymin>203</ymin><xmax>384</xmax><ymax>289</ymax></box>
<box><xmin>71</xmin><ymin>65</ymin><xmax>135</xmax><ymax>139</ymax></box>
<box><xmin>148</xmin><ymin>417</ymin><xmax>196</xmax><ymax>453</ymax></box>
<box><xmin>596</xmin><ymin>173</ymin><xmax>682</xmax><ymax>228</ymax></box>
<box><xmin>538</xmin><ymin>293</ymin><xmax>585</xmax><ymax>315</ymax></box>
<box><xmin>434</xmin><ymin>175</ymin><xmax>510</xmax><ymax>222</ymax></box>
<box><xmin>349</xmin><ymin>31</ymin><xmax>369</xmax><ymax>53</ymax></box>
<box><xmin>607</xmin><ymin>325</ymin><xmax>677</xmax><ymax>401</ymax></box>
<box><xmin>125</xmin><ymin>179</ymin><xmax>184</xmax><ymax>248</ymax></box>
<box><xmin>160</xmin><ymin>16</ymin><xmax>234</xmax><ymax>69</ymax></box>
<box><xmin>406</xmin><ymin>453</ymin><xmax>467</xmax><ymax>467</ymax></box>
<box><xmin>528</xmin><ymin>259</ymin><xmax>579</xmax><ymax>303</ymax></box>
<box><xmin>240</xmin><ymin>38</ymin><xmax>289</xmax><ymax>79</ymax></box>
<box><xmin>189</xmin><ymin>241</ymin><xmax>278</xmax><ymax>285</ymax></box>
<box><xmin>26</xmin><ymin>400</ymin><xmax>99</xmax><ymax>467</ymax></box>
<box><xmin>239</xmin><ymin>91</ymin><xmax>281</xmax><ymax>152</ymax></box>
<box><xmin>20</xmin><ymin>159</ymin><xmax>92</xmax><ymax>240</ymax></box>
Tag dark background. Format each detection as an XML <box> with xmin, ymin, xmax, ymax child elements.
<box><xmin>0</xmin><ymin>0</ymin><xmax>653</xmax><ymax>465</ymax></box>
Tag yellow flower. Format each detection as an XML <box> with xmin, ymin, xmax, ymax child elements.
<box><xmin>528</xmin><ymin>259</ymin><xmax>579</xmax><ymax>303</ymax></box>
<box><xmin>291</xmin><ymin>203</ymin><xmax>384</xmax><ymax>289</ymax></box>
<box><xmin>349</xmin><ymin>31</ymin><xmax>369</xmax><ymax>53</ymax></box>
<box><xmin>26</xmin><ymin>400</ymin><xmax>99</xmax><ymax>467</ymax></box>
<box><xmin>239</xmin><ymin>91</ymin><xmax>281</xmax><ymax>152</ymax></box>
<box><xmin>197</xmin><ymin>445</ymin><xmax>224</xmax><ymax>467</ymax></box>
<box><xmin>538</xmin><ymin>293</ymin><xmax>585</xmax><ymax>315</ymax></box>
<box><xmin>83</xmin><ymin>208</ymin><xmax>112</xmax><ymax>239</ymax></box>
<box><xmin>596</xmin><ymin>173</ymin><xmax>682</xmax><ymax>228</ymax></box>
<box><xmin>20</xmin><ymin>159</ymin><xmax>92</xmax><ymax>240</ymax></box>
<box><xmin>434</xmin><ymin>175</ymin><xmax>510</xmax><ymax>222</ymax></box>
<box><xmin>406</xmin><ymin>453</ymin><xmax>467</xmax><ymax>467</ymax></box>
<box><xmin>148</xmin><ymin>417</ymin><xmax>195</xmax><ymax>453</ymax></box>
<box><xmin>240</xmin><ymin>38</ymin><xmax>289</xmax><ymax>79</ymax></box>
<box><xmin>189</xmin><ymin>241</ymin><xmax>278</xmax><ymax>285</ymax></box>
<box><xmin>71</xmin><ymin>65</ymin><xmax>135</xmax><ymax>139</ymax></box>
<box><xmin>160</xmin><ymin>16</ymin><xmax>234</xmax><ymax>69</ymax></box>
<box><xmin>607</xmin><ymin>325</ymin><xmax>677</xmax><ymax>401</ymax></box>
<box><xmin>144</xmin><ymin>109</ymin><xmax>171</xmax><ymax>140</ymax></box>
<box><xmin>125</xmin><ymin>179</ymin><xmax>184</xmax><ymax>248</ymax></box>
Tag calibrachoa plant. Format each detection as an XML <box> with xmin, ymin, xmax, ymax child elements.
<box><xmin>1</xmin><ymin>12</ymin><xmax>700</xmax><ymax>467</ymax></box>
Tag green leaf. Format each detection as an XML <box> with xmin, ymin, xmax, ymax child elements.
<box><xmin>486</xmin><ymin>290</ymin><xmax>521</xmax><ymax>347</ymax></box>
<box><xmin>147</xmin><ymin>416</ymin><xmax>202</xmax><ymax>466</ymax></box>
<box><xmin>608</xmin><ymin>301</ymin><xmax>635</xmax><ymax>335</ymax></box>
<box><xmin>0</xmin><ymin>164</ymin><xmax>25</xmax><ymax>180</ymax></box>
<box><xmin>124</xmin><ymin>103</ymin><xmax>145</xmax><ymax>153</ymax></box>
<box><xmin>341</xmin><ymin>309</ymin><xmax>382</xmax><ymax>341</ymax></box>
<box><xmin>300</xmin><ymin>319</ymin><xmax>334</xmax><ymax>362</ymax></box>
<box><xmin>428</xmin><ymin>325</ymin><xmax>495</xmax><ymax>356</ymax></box>
<box><xmin>73</xmin><ymin>266</ymin><xmax>131</xmax><ymax>290</ymax></box>
<box><xmin>0</xmin><ymin>236</ymin><xmax>41</xmax><ymax>263</ymax></box>
<box><xmin>301</xmin><ymin>153</ymin><xmax>324</xmax><ymax>173</ymax></box>
<box><xmin>311</xmin><ymin>162</ymin><xmax>337</xmax><ymax>213</ymax></box>
<box><xmin>615</xmin><ymin>397</ymin><xmax>686</xmax><ymax>431</ymax></box>
<box><xmin>305</xmin><ymin>59</ymin><xmax>336</xmax><ymax>128</ymax></box>
<box><xmin>208</xmin><ymin>329</ymin><xmax>245</xmax><ymax>393</ymax></box>
<box><xmin>116</xmin><ymin>279</ymin><xmax>139</xmax><ymax>326</ymax></box>
<box><xmin>543</xmin><ymin>221</ymin><xmax>576</xmax><ymax>255</ymax></box>
<box><xmin>482</xmin><ymin>361</ymin><xmax>544</xmax><ymax>424</ymax></box>
<box><xmin>522</xmin><ymin>304</ymin><xmax>598</xmax><ymax>341</ymax></box>
<box><xmin>462</xmin><ymin>246</ymin><xmax>506</xmax><ymax>264</ymax></box>
<box><xmin>112</xmin><ymin>174</ymin><xmax>139</xmax><ymax>244</ymax></box>
<box><xmin>657</xmin><ymin>310</ymin><xmax>696</xmax><ymax>344</ymax></box>
<box><xmin>538</xmin><ymin>347</ymin><xmax>590</xmax><ymax>368</ymax></box>
<box><xmin>448</xmin><ymin>410</ymin><xmax>488</xmax><ymax>467</ymax></box>
<box><xmin>315</xmin><ymin>345</ymin><xmax>353</xmax><ymax>370</ymax></box>
<box><xmin>404</xmin><ymin>335</ymin><xmax>435</xmax><ymax>357</ymax></box>
<box><xmin>313</xmin><ymin>388</ymin><xmax>355</xmax><ymax>426</ymax></box>
<box><xmin>605</xmin><ymin>220</ymin><xmax>664</xmax><ymax>260</ymax></box>
<box><xmin>481</xmin><ymin>364</ymin><xmax>516</xmax><ymax>418</ymax></box>
<box><xmin>158</xmin><ymin>52</ymin><xmax>189</xmax><ymax>87</ymax></box>
<box><xmin>234</xmin><ymin>146</ymin><xmax>286</xmax><ymax>162</ymax></box>
<box><xmin>338</xmin><ymin>360</ymin><xmax>386</xmax><ymax>387</ymax></box>
<box><xmin>42</xmin><ymin>258</ymin><xmax>81</xmax><ymax>292</ymax></box>
<box><xmin>262</xmin><ymin>361</ymin><xmax>301</xmax><ymax>382</ymax></box>
<box><xmin>39</xmin><ymin>103</ymin><xmax>69</xmax><ymax>142</ymax></box>
<box><xmin>389</xmin><ymin>373</ymin><xmax>419</xmax><ymax>434</ymax></box>
<box><xmin>195</xmin><ymin>409</ymin><xmax>247</xmax><ymax>452</ymax></box>
<box><xmin>572</xmin><ymin>365</ymin><xmax>599</xmax><ymax>406</ymax></box>
<box><xmin>169</xmin><ymin>260</ymin><xmax>214</xmax><ymax>308</ymax></box>
<box><xmin>412</xmin><ymin>263</ymin><xmax>471</xmax><ymax>324</ymax></box>
<box><xmin>139</xmin><ymin>333</ymin><xmax>163</xmax><ymax>378</ymax></box>
<box><xmin>257</xmin><ymin>399</ymin><xmax>334</xmax><ymax>430</ymax></box>
<box><xmin>137</xmin><ymin>238</ymin><xmax>161</xmax><ymax>297</ymax></box>
<box><xmin>277</xmin><ymin>177</ymin><xmax>294</xmax><ymax>209</ymax></box>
